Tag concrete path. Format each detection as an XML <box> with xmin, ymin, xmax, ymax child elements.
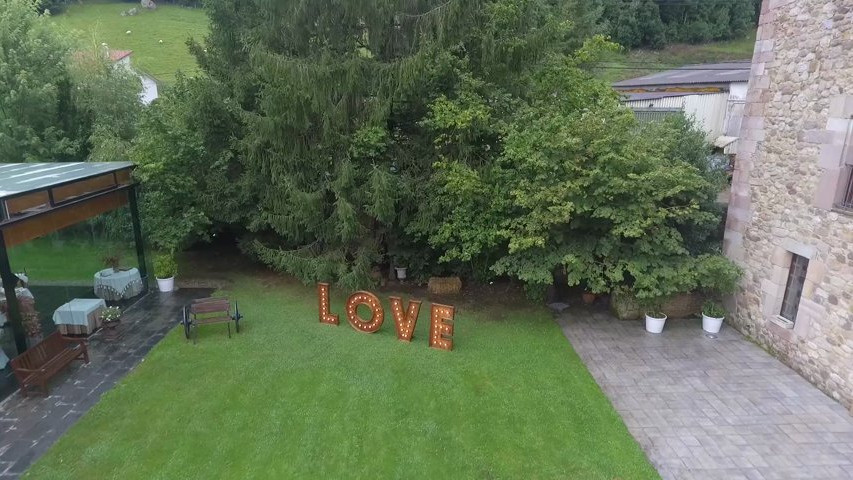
<box><xmin>558</xmin><ymin>310</ymin><xmax>853</xmax><ymax>480</ymax></box>
<box><xmin>0</xmin><ymin>289</ymin><xmax>211</xmax><ymax>479</ymax></box>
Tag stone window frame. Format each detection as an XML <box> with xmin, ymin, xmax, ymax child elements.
<box><xmin>762</xmin><ymin>240</ymin><xmax>825</xmax><ymax>339</ymax></box>
<box><xmin>814</xmin><ymin>96</ymin><xmax>853</xmax><ymax>213</ymax></box>
<box><xmin>779</xmin><ymin>254</ymin><xmax>809</xmax><ymax>322</ymax></box>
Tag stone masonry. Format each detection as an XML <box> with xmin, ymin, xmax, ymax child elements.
<box><xmin>725</xmin><ymin>0</ymin><xmax>853</xmax><ymax>412</ymax></box>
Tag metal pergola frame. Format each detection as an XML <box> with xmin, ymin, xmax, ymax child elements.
<box><xmin>0</xmin><ymin>162</ymin><xmax>147</xmax><ymax>354</ymax></box>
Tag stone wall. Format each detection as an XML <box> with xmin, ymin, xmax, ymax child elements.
<box><xmin>725</xmin><ymin>0</ymin><xmax>853</xmax><ymax>411</ymax></box>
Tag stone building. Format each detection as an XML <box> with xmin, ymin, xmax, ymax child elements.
<box><xmin>725</xmin><ymin>0</ymin><xmax>853</xmax><ymax>411</ymax></box>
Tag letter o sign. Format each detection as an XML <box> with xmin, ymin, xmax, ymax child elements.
<box><xmin>345</xmin><ymin>291</ymin><xmax>384</xmax><ymax>333</ymax></box>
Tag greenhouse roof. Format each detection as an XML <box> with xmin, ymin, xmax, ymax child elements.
<box><xmin>0</xmin><ymin>162</ymin><xmax>134</xmax><ymax>200</ymax></box>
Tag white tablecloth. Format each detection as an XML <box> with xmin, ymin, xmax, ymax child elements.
<box><xmin>53</xmin><ymin>298</ymin><xmax>107</xmax><ymax>327</ymax></box>
<box><xmin>94</xmin><ymin>268</ymin><xmax>142</xmax><ymax>298</ymax></box>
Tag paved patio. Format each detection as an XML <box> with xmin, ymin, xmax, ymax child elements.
<box><xmin>558</xmin><ymin>310</ymin><xmax>853</xmax><ymax>480</ymax></box>
<box><xmin>0</xmin><ymin>288</ymin><xmax>211</xmax><ymax>479</ymax></box>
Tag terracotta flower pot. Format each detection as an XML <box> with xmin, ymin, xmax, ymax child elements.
<box><xmin>581</xmin><ymin>292</ymin><xmax>596</xmax><ymax>305</ymax></box>
<box><xmin>103</xmin><ymin>320</ymin><xmax>121</xmax><ymax>341</ymax></box>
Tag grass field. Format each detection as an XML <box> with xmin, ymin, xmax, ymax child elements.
<box><xmin>7</xmin><ymin>237</ymin><xmax>136</xmax><ymax>284</ymax></box>
<box><xmin>50</xmin><ymin>0</ymin><xmax>208</xmax><ymax>84</ymax></box>
<box><xmin>595</xmin><ymin>32</ymin><xmax>757</xmax><ymax>84</ymax></box>
<box><xmin>24</xmin><ymin>277</ymin><xmax>658</xmax><ymax>479</ymax></box>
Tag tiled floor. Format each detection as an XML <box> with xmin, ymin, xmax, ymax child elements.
<box><xmin>0</xmin><ymin>288</ymin><xmax>211</xmax><ymax>479</ymax></box>
<box><xmin>558</xmin><ymin>310</ymin><xmax>853</xmax><ymax>480</ymax></box>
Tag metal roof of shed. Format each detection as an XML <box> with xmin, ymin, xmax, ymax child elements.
<box><xmin>612</xmin><ymin>61</ymin><xmax>751</xmax><ymax>89</ymax></box>
<box><xmin>619</xmin><ymin>91</ymin><xmax>720</xmax><ymax>102</ymax></box>
<box><xmin>0</xmin><ymin>162</ymin><xmax>134</xmax><ymax>200</ymax></box>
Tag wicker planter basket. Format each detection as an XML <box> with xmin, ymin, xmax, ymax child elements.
<box><xmin>611</xmin><ymin>289</ymin><xmax>704</xmax><ymax>320</ymax></box>
<box><xmin>427</xmin><ymin>276</ymin><xmax>462</xmax><ymax>296</ymax></box>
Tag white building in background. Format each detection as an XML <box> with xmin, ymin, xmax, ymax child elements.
<box><xmin>109</xmin><ymin>50</ymin><xmax>159</xmax><ymax>105</ymax></box>
<box><xmin>612</xmin><ymin>61</ymin><xmax>751</xmax><ymax>155</ymax></box>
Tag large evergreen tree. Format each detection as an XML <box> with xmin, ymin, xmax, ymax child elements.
<box><xmin>162</xmin><ymin>0</ymin><xmax>596</xmax><ymax>289</ymax></box>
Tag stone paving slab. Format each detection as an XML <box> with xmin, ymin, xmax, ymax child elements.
<box><xmin>558</xmin><ymin>310</ymin><xmax>853</xmax><ymax>480</ymax></box>
<box><xmin>0</xmin><ymin>289</ymin><xmax>211</xmax><ymax>479</ymax></box>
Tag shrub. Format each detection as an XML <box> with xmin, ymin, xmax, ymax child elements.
<box><xmin>702</xmin><ymin>300</ymin><xmax>726</xmax><ymax>319</ymax></box>
<box><xmin>153</xmin><ymin>254</ymin><xmax>178</xmax><ymax>279</ymax></box>
<box><xmin>101</xmin><ymin>306</ymin><xmax>123</xmax><ymax>324</ymax></box>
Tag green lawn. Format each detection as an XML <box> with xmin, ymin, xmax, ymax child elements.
<box><xmin>595</xmin><ymin>32</ymin><xmax>757</xmax><ymax>84</ymax></box>
<box><xmin>25</xmin><ymin>277</ymin><xmax>658</xmax><ymax>479</ymax></box>
<box><xmin>7</xmin><ymin>237</ymin><xmax>136</xmax><ymax>284</ymax></box>
<box><xmin>50</xmin><ymin>0</ymin><xmax>208</xmax><ymax>84</ymax></box>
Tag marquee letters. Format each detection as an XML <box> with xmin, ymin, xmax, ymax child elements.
<box><xmin>317</xmin><ymin>283</ymin><xmax>455</xmax><ymax>351</ymax></box>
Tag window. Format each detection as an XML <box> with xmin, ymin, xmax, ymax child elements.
<box><xmin>838</xmin><ymin>168</ymin><xmax>853</xmax><ymax>211</ymax></box>
<box><xmin>780</xmin><ymin>254</ymin><xmax>809</xmax><ymax>322</ymax></box>
<box><xmin>835</xmin><ymin>116</ymin><xmax>853</xmax><ymax>212</ymax></box>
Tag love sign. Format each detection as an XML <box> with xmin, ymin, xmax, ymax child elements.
<box><xmin>317</xmin><ymin>283</ymin><xmax>455</xmax><ymax>351</ymax></box>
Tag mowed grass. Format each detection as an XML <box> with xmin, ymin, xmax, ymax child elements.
<box><xmin>50</xmin><ymin>0</ymin><xmax>208</xmax><ymax>83</ymax></box>
<box><xmin>25</xmin><ymin>277</ymin><xmax>658</xmax><ymax>479</ymax></box>
<box><xmin>7</xmin><ymin>237</ymin><xmax>135</xmax><ymax>284</ymax></box>
<box><xmin>595</xmin><ymin>32</ymin><xmax>757</xmax><ymax>84</ymax></box>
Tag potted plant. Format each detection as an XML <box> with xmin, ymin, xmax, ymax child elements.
<box><xmin>394</xmin><ymin>266</ymin><xmax>407</xmax><ymax>280</ymax></box>
<box><xmin>581</xmin><ymin>291</ymin><xmax>597</xmax><ymax>305</ymax></box>
<box><xmin>154</xmin><ymin>253</ymin><xmax>178</xmax><ymax>292</ymax></box>
<box><xmin>102</xmin><ymin>252</ymin><xmax>122</xmax><ymax>273</ymax></box>
<box><xmin>696</xmin><ymin>256</ymin><xmax>742</xmax><ymax>333</ymax></box>
<box><xmin>13</xmin><ymin>297</ymin><xmax>43</xmax><ymax>347</ymax></box>
<box><xmin>390</xmin><ymin>251</ymin><xmax>411</xmax><ymax>281</ymax></box>
<box><xmin>641</xmin><ymin>297</ymin><xmax>667</xmax><ymax>334</ymax></box>
<box><xmin>100</xmin><ymin>306</ymin><xmax>122</xmax><ymax>341</ymax></box>
<box><xmin>701</xmin><ymin>300</ymin><xmax>726</xmax><ymax>334</ymax></box>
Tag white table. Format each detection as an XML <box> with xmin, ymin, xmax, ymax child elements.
<box><xmin>94</xmin><ymin>268</ymin><xmax>143</xmax><ymax>299</ymax></box>
<box><xmin>53</xmin><ymin>298</ymin><xmax>107</xmax><ymax>335</ymax></box>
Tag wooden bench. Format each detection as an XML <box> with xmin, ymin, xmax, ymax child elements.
<box><xmin>184</xmin><ymin>297</ymin><xmax>241</xmax><ymax>343</ymax></box>
<box><xmin>10</xmin><ymin>331</ymin><xmax>89</xmax><ymax>397</ymax></box>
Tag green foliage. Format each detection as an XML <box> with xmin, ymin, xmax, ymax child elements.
<box><xmin>130</xmin><ymin>0</ymin><xmax>740</xmax><ymax>297</ymax></box>
<box><xmin>137</xmin><ymin>0</ymin><xmax>600</xmax><ymax>290</ymax></box>
<box><xmin>423</xmin><ymin>42</ymin><xmax>734</xmax><ymax>300</ymax></box>
<box><xmin>694</xmin><ymin>254</ymin><xmax>743</xmax><ymax>295</ymax></box>
<box><xmin>0</xmin><ymin>0</ymin><xmax>141</xmax><ymax>164</ymax></box>
<box><xmin>100</xmin><ymin>306</ymin><xmax>123</xmax><ymax>324</ymax></box>
<box><xmin>0</xmin><ymin>0</ymin><xmax>75</xmax><ymax>162</ymax></box>
<box><xmin>131</xmin><ymin>75</ymin><xmax>241</xmax><ymax>252</ymax></box>
<box><xmin>702</xmin><ymin>300</ymin><xmax>726</xmax><ymax>319</ymax></box>
<box><xmin>599</xmin><ymin>0</ymin><xmax>761</xmax><ymax>49</ymax></box>
<box><xmin>153</xmin><ymin>254</ymin><xmax>178</xmax><ymax>279</ymax></box>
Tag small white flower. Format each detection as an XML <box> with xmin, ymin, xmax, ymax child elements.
<box><xmin>126</xmin><ymin>30</ymin><xmax>132</xmax><ymax>35</ymax></box>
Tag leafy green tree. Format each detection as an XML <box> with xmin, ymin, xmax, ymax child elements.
<box><xmin>132</xmin><ymin>75</ymin><xmax>243</xmax><ymax>252</ymax></box>
<box><xmin>155</xmin><ymin>0</ymin><xmax>598</xmax><ymax>289</ymax></box>
<box><xmin>423</xmin><ymin>46</ymin><xmax>731</xmax><ymax>299</ymax></box>
<box><xmin>0</xmin><ymin>0</ymin><xmax>75</xmax><ymax>162</ymax></box>
<box><xmin>0</xmin><ymin>0</ymin><xmax>142</xmax><ymax>164</ymax></box>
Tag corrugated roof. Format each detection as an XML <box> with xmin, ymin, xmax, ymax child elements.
<box><xmin>0</xmin><ymin>162</ymin><xmax>134</xmax><ymax>199</ymax></box>
<box><xmin>620</xmin><ymin>91</ymin><xmax>720</xmax><ymax>102</ymax></box>
<box><xmin>612</xmin><ymin>61</ymin><xmax>751</xmax><ymax>88</ymax></box>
